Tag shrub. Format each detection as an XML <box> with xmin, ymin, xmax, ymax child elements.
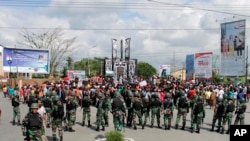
<box><xmin>105</xmin><ymin>130</ymin><xmax>124</xmax><ymax>141</ymax></box>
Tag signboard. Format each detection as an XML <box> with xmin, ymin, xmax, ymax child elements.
<box><xmin>186</xmin><ymin>54</ymin><xmax>194</xmax><ymax>81</ymax></box>
<box><xmin>67</xmin><ymin>70</ymin><xmax>86</xmax><ymax>81</ymax></box>
<box><xmin>220</xmin><ymin>20</ymin><xmax>246</xmax><ymax>76</ymax></box>
<box><xmin>195</xmin><ymin>52</ymin><xmax>213</xmax><ymax>79</ymax></box>
<box><xmin>159</xmin><ymin>65</ymin><xmax>171</xmax><ymax>77</ymax></box>
<box><xmin>2</xmin><ymin>47</ymin><xmax>49</xmax><ymax>73</ymax></box>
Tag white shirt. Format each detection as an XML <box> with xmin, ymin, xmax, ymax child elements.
<box><xmin>38</xmin><ymin>106</ymin><xmax>46</xmax><ymax>117</ymax></box>
<box><xmin>217</xmin><ymin>89</ymin><xmax>224</xmax><ymax>99</ymax></box>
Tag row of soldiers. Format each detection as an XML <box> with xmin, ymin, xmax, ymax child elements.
<box><xmin>11</xmin><ymin>84</ymin><xmax>248</xmax><ymax>141</ymax></box>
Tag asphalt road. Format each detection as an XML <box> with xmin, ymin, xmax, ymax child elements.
<box><xmin>0</xmin><ymin>94</ymin><xmax>249</xmax><ymax>141</ymax></box>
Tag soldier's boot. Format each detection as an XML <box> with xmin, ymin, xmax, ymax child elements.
<box><xmin>168</xmin><ymin>125</ymin><xmax>171</xmax><ymax>130</ymax></box>
<box><xmin>82</xmin><ymin>121</ymin><xmax>85</xmax><ymax>126</ymax></box>
<box><xmin>158</xmin><ymin>123</ymin><xmax>162</xmax><ymax>128</ymax></box>
<box><xmin>88</xmin><ymin>120</ymin><xmax>92</xmax><ymax>127</ymax></box>
<box><xmin>181</xmin><ymin>122</ymin><xmax>186</xmax><ymax>130</ymax></box>
<box><xmin>216</xmin><ymin>127</ymin><xmax>220</xmax><ymax>132</ymax></box>
<box><xmin>53</xmin><ymin>137</ymin><xmax>57</xmax><ymax>141</ymax></box>
<box><xmin>226</xmin><ymin>130</ymin><xmax>230</xmax><ymax>134</ymax></box>
<box><xmin>68</xmin><ymin>127</ymin><xmax>75</xmax><ymax>132</ymax></box>
<box><xmin>196</xmin><ymin>128</ymin><xmax>200</xmax><ymax>134</ymax></box>
<box><xmin>150</xmin><ymin>124</ymin><xmax>153</xmax><ymax>128</ymax></box>
<box><xmin>191</xmin><ymin>127</ymin><xmax>194</xmax><ymax>133</ymax></box>
<box><xmin>142</xmin><ymin>124</ymin><xmax>144</xmax><ymax>130</ymax></box>
<box><xmin>60</xmin><ymin>136</ymin><xmax>63</xmax><ymax>141</ymax></box>
<box><xmin>17</xmin><ymin>120</ymin><xmax>21</xmax><ymax>126</ymax></box>
<box><xmin>134</xmin><ymin>126</ymin><xmax>137</xmax><ymax>130</ymax></box>
<box><xmin>165</xmin><ymin>125</ymin><xmax>167</xmax><ymax>130</ymax></box>
<box><xmin>175</xmin><ymin>124</ymin><xmax>178</xmax><ymax>129</ymax></box>
<box><xmin>12</xmin><ymin>120</ymin><xmax>15</xmax><ymax>125</ymax></box>
<box><xmin>102</xmin><ymin>126</ymin><xmax>105</xmax><ymax>131</ymax></box>
<box><xmin>64</xmin><ymin>126</ymin><xmax>68</xmax><ymax>131</ymax></box>
<box><xmin>220</xmin><ymin>128</ymin><xmax>224</xmax><ymax>134</ymax></box>
<box><xmin>96</xmin><ymin>127</ymin><xmax>100</xmax><ymax>131</ymax></box>
<box><xmin>210</xmin><ymin>126</ymin><xmax>214</xmax><ymax>131</ymax></box>
<box><xmin>105</xmin><ymin>121</ymin><xmax>109</xmax><ymax>127</ymax></box>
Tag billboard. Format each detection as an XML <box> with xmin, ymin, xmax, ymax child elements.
<box><xmin>186</xmin><ymin>54</ymin><xmax>194</xmax><ymax>81</ymax></box>
<box><xmin>159</xmin><ymin>65</ymin><xmax>171</xmax><ymax>77</ymax></box>
<box><xmin>67</xmin><ymin>70</ymin><xmax>86</xmax><ymax>81</ymax></box>
<box><xmin>2</xmin><ymin>47</ymin><xmax>49</xmax><ymax>73</ymax></box>
<box><xmin>220</xmin><ymin>20</ymin><xmax>246</xmax><ymax>76</ymax></box>
<box><xmin>195</xmin><ymin>52</ymin><xmax>213</xmax><ymax>79</ymax></box>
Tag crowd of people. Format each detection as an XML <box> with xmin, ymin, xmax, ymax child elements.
<box><xmin>2</xmin><ymin>76</ymin><xmax>249</xmax><ymax>141</ymax></box>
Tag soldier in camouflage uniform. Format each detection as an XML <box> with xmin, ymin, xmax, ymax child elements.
<box><xmin>42</xmin><ymin>91</ymin><xmax>52</xmax><ymax>128</ymax></box>
<box><xmin>125</xmin><ymin>89</ymin><xmax>133</xmax><ymax>127</ymax></box>
<box><xmin>175</xmin><ymin>90</ymin><xmax>189</xmax><ymax>130</ymax></box>
<box><xmin>103</xmin><ymin>91</ymin><xmax>111</xmax><ymax>127</ymax></box>
<box><xmin>81</xmin><ymin>90</ymin><xmax>92</xmax><ymax>127</ymax></box>
<box><xmin>12</xmin><ymin>93</ymin><xmax>21</xmax><ymax>125</ymax></box>
<box><xmin>96</xmin><ymin>92</ymin><xmax>106</xmax><ymax>131</ymax></box>
<box><xmin>51</xmin><ymin>96</ymin><xmax>64</xmax><ymax>141</ymax></box>
<box><xmin>22</xmin><ymin>103</ymin><xmax>45</xmax><ymax>141</ymax></box>
<box><xmin>234</xmin><ymin>98</ymin><xmax>247</xmax><ymax>125</ymax></box>
<box><xmin>221</xmin><ymin>97</ymin><xmax>235</xmax><ymax>134</ymax></box>
<box><xmin>131</xmin><ymin>91</ymin><xmax>143</xmax><ymax>130</ymax></box>
<box><xmin>150</xmin><ymin>92</ymin><xmax>162</xmax><ymax>128</ymax></box>
<box><xmin>190</xmin><ymin>94</ymin><xmax>198</xmax><ymax>130</ymax></box>
<box><xmin>111</xmin><ymin>91</ymin><xmax>127</xmax><ymax>131</ymax></box>
<box><xmin>162</xmin><ymin>93</ymin><xmax>174</xmax><ymax>130</ymax></box>
<box><xmin>191</xmin><ymin>96</ymin><xmax>205</xmax><ymax>133</ymax></box>
<box><xmin>64</xmin><ymin>91</ymin><xmax>78</xmax><ymax>132</ymax></box>
<box><xmin>210</xmin><ymin>98</ymin><xmax>225</xmax><ymax>132</ymax></box>
<box><xmin>141</xmin><ymin>91</ymin><xmax>150</xmax><ymax>129</ymax></box>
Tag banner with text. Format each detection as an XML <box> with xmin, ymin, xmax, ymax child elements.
<box><xmin>195</xmin><ymin>52</ymin><xmax>213</xmax><ymax>79</ymax></box>
<box><xmin>186</xmin><ymin>54</ymin><xmax>194</xmax><ymax>81</ymax></box>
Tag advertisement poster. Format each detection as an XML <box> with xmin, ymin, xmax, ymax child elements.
<box><xmin>186</xmin><ymin>54</ymin><xmax>194</xmax><ymax>81</ymax></box>
<box><xmin>195</xmin><ymin>52</ymin><xmax>213</xmax><ymax>79</ymax></box>
<box><xmin>67</xmin><ymin>70</ymin><xmax>86</xmax><ymax>81</ymax></box>
<box><xmin>159</xmin><ymin>65</ymin><xmax>171</xmax><ymax>77</ymax></box>
<box><xmin>2</xmin><ymin>47</ymin><xmax>49</xmax><ymax>73</ymax></box>
<box><xmin>220</xmin><ymin>20</ymin><xmax>246</xmax><ymax>76</ymax></box>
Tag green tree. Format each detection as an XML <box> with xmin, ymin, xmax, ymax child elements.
<box><xmin>66</xmin><ymin>56</ymin><xmax>74</xmax><ymax>70</ymax></box>
<box><xmin>136</xmin><ymin>62</ymin><xmax>156</xmax><ymax>79</ymax></box>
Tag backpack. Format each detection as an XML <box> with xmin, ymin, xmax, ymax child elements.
<box><xmin>194</xmin><ymin>102</ymin><xmax>203</xmax><ymax>115</ymax></box>
<box><xmin>28</xmin><ymin>114</ymin><xmax>40</xmax><ymax>128</ymax></box>
<box><xmin>178</xmin><ymin>97</ymin><xmax>187</xmax><ymax>108</ymax></box>
<box><xmin>151</xmin><ymin>99</ymin><xmax>161</xmax><ymax>107</ymax></box>
<box><xmin>12</xmin><ymin>99</ymin><xmax>20</xmax><ymax>107</ymax></box>
<box><xmin>133</xmin><ymin>100</ymin><xmax>142</xmax><ymax>110</ymax></box>
<box><xmin>43</xmin><ymin>98</ymin><xmax>52</xmax><ymax>108</ymax></box>
<box><xmin>52</xmin><ymin>105</ymin><xmax>65</xmax><ymax>118</ymax></box>
<box><xmin>163</xmin><ymin>99</ymin><xmax>172</xmax><ymax>109</ymax></box>
<box><xmin>66</xmin><ymin>102</ymin><xmax>76</xmax><ymax>110</ymax></box>
<box><xmin>28</xmin><ymin>97</ymin><xmax>37</xmax><ymax>107</ymax></box>
<box><xmin>238</xmin><ymin>104</ymin><xmax>247</xmax><ymax>114</ymax></box>
<box><xmin>217</xmin><ymin>104</ymin><xmax>225</xmax><ymax>113</ymax></box>
<box><xmin>226</xmin><ymin>103</ymin><xmax>235</xmax><ymax>113</ymax></box>
<box><xmin>82</xmin><ymin>98</ymin><xmax>90</xmax><ymax>108</ymax></box>
<box><xmin>112</xmin><ymin>97</ymin><xmax>123</xmax><ymax>109</ymax></box>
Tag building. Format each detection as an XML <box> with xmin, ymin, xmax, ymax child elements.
<box><xmin>171</xmin><ymin>68</ymin><xmax>186</xmax><ymax>81</ymax></box>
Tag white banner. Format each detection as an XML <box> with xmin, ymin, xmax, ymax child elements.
<box><xmin>195</xmin><ymin>52</ymin><xmax>213</xmax><ymax>79</ymax></box>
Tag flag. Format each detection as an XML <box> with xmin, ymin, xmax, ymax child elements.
<box><xmin>112</xmin><ymin>39</ymin><xmax>118</xmax><ymax>60</ymax></box>
<box><xmin>125</xmin><ymin>38</ymin><xmax>131</xmax><ymax>60</ymax></box>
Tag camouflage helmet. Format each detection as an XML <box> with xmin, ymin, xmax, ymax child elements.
<box><xmin>134</xmin><ymin>91</ymin><xmax>139</xmax><ymax>97</ymax></box>
<box><xmin>239</xmin><ymin>98</ymin><xmax>245</xmax><ymax>103</ymax></box>
<box><xmin>98</xmin><ymin>92</ymin><xmax>103</xmax><ymax>98</ymax></box>
<box><xmin>30</xmin><ymin>103</ymin><xmax>39</xmax><ymax>109</ymax></box>
<box><xmin>46</xmin><ymin>90</ymin><xmax>51</xmax><ymax>97</ymax></box>
<box><xmin>198</xmin><ymin>96</ymin><xmax>203</xmax><ymax>101</ymax></box>
<box><xmin>223</xmin><ymin>94</ymin><xmax>228</xmax><ymax>99</ymax></box>
<box><xmin>128</xmin><ymin>90</ymin><xmax>133</xmax><ymax>97</ymax></box>
<box><xmin>193</xmin><ymin>94</ymin><xmax>198</xmax><ymax>99</ymax></box>
<box><xmin>52</xmin><ymin>95</ymin><xmax>60</xmax><ymax>102</ymax></box>
<box><xmin>71</xmin><ymin>91</ymin><xmax>76</xmax><ymax>96</ymax></box>
<box><xmin>217</xmin><ymin>98</ymin><xmax>223</xmax><ymax>103</ymax></box>
<box><xmin>164</xmin><ymin>93</ymin><xmax>171</xmax><ymax>99</ymax></box>
<box><xmin>114</xmin><ymin>91</ymin><xmax>121</xmax><ymax>98</ymax></box>
<box><xmin>180</xmin><ymin>90</ymin><xmax>185</xmax><ymax>96</ymax></box>
<box><xmin>141</xmin><ymin>91</ymin><xmax>146</xmax><ymax>97</ymax></box>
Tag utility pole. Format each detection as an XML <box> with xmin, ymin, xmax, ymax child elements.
<box><xmin>245</xmin><ymin>46</ymin><xmax>248</xmax><ymax>83</ymax></box>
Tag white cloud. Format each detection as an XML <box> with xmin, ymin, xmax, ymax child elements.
<box><xmin>0</xmin><ymin>0</ymin><xmax>250</xmax><ymax>71</ymax></box>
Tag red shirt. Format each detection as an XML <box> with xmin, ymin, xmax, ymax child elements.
<box><xmin>188</xmin><ymin>89</ymin><xmax>196</xmax><ymax>100</ymax></box>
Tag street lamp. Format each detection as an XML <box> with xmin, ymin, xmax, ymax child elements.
<box><xmin>88</xmin><ymin>46</ymin><xmax>96</xmax><ymax>77</ymax></box>
<box><xmin>7</xmin><ymin>55</ymin><xmax>12</xmax><ymax>78</ymax></box>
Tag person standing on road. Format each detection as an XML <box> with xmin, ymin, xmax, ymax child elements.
<box><xmin>221</xmin><ymin>97</ymin><xmax>235</xmax><ymax>134</ymax></box>
<box><xmin>131</xmin><ymin>91</ymin><xmax>143</xmax><ymax>130</ymax></box>
<box><xmin>12</xmin><ymin>93</ymin><xmax>21</xmax><ymax>126</ymax></box>
<box><xmin>175</xmin><ymin>90</ymin><xmax>189</xmax><ymax>130</ymax></box>
<box><xmin>150</xmin><ymin>92</ymin><xmax>162</xmax><ymax>128</ymax></box>
<box><xmin>162</xmin><ymin>93</ymin><xmax>174</xmax><ymax>130</ymax></box>
<box><xmin>234</xmin><ymin>98</ymin><xmax>247</xmax><ymax>125</ymax></box>
<box><xmin>64</xmin><ymin>91</ymin><xmax>78</xmax><ymax>132</ymax></box>
<box><xmin>22</xmin><ymin>103</ymin><xmax>46</xmax><ymax>141</ymax></box>
<box><xmin>191</xmin><ymin>96</ymin><xmax>205</xmax><ymax>133</ymax></box>
<box><xmin>81</xmin><ymin>90</ymin><xmax>92</xmax><ymax>127</ymax></box>
<box><xmin>51</xmin><ymin>96</ymin><xmax>64</xmax><ymax>141</ymax></box>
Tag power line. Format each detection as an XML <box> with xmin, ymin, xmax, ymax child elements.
<box><xmin>148</xmin><ymin>0</ymin><xmax>250</xmax><ymax>18</ymax></box>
